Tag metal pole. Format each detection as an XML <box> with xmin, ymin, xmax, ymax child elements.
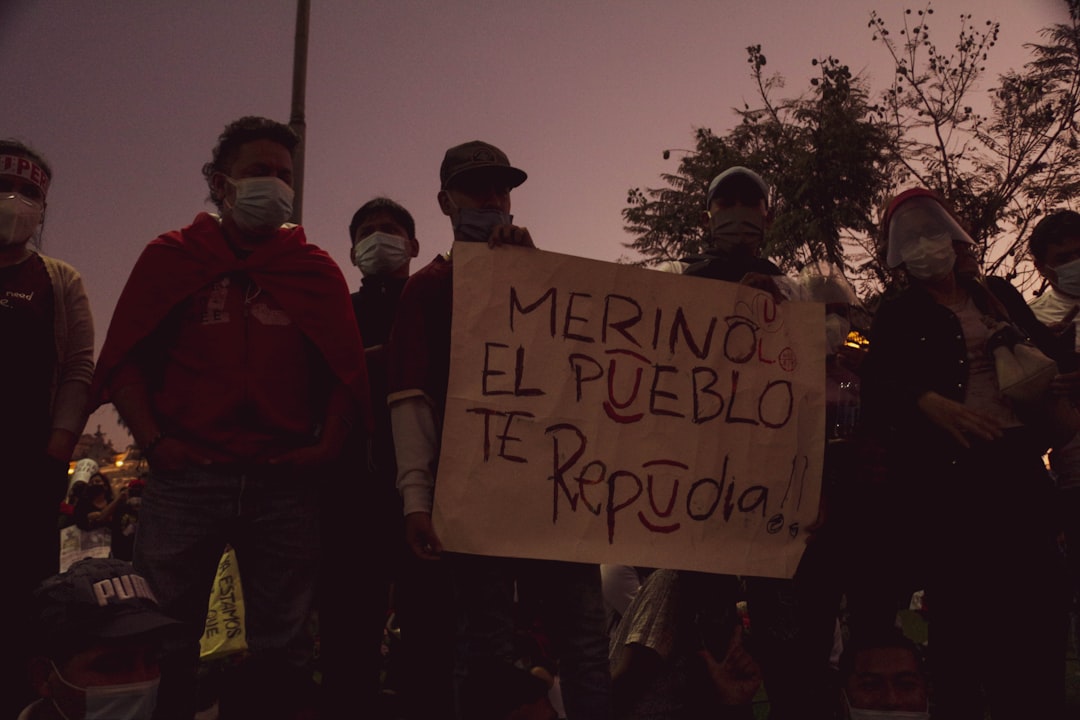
<box><xmin>289</xmin><ymin>0</ymin><xmax>310</xmax><ymax>223</ymax></box>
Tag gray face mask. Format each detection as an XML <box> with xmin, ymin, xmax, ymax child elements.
<box><xmin>352</xmin><ymin>231</ymin><xmax>411</xmax><ymax>277</ymax></box>
<box><xmin>708</xmin><ymin>206</ymin><xmax>766</xmax><ymax>253</ymax></box>
<box><xmin>452</xmin><ymin>207</ymin><xmax>513</xmax><ymax>243</ymax></box>
<box><xmin>225</xmin><ymin>177</ymin><xmax>294</xmax><ymax>235</ymax></box>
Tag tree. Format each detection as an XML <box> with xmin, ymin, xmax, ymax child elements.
<box><xmin>623</xmin><ymin>49</ymin><xmax>895</xmax><ymax>294</ymax></box>
<box><xmin>624</xmin><ymin>1</ymin><xmax>1080</xmax><ymax>296</ymax></box>
<box><xmin>870</xmin><ymin>1</ymin><xmax>1080</xmax><ymax>289</ymax></box>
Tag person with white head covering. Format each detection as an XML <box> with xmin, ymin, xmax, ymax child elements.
<box><xmin>861</xmin><ymin>188</ymin><xmax>1068</xmax><ymax>718</ymax></box>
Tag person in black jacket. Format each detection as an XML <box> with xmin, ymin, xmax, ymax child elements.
<box><xmin>861</xmin><ymin>188</ymin><xmax>1067</xmax><ymax>720</ymax></box>
<box><xmin>320</xmin><ymin>197</ymin><xmax>422</xmax><ymax>715</ymax></box>
<box><xmin>683</xmin><ymin>166</ymin><xmax>785</xmax><ymax>293</ymax></box>
<box><xmin>683</xmin><ymin>168</ymin><xmax>837</xmax><ymax>719</ymax></box>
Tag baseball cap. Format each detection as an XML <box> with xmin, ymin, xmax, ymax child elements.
<box><xmin>440</xmin><ymin>140</ymin><xmax>527</xmax><ymax>190</ymax></box>
<box><xmin>34</xmin><ymin>558</ymin><xmax>179</xmax><ymax>650</ymax></box>
<box><xmin>706</xmin><ymin>166</ymin><xmax>770</xmax><ymax>208</ymax></box>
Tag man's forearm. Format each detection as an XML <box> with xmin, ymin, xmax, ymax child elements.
<box><xmin>390</xmin><ymin>393</ymin><xmax>438</xmax><ymax>515</ymax></box>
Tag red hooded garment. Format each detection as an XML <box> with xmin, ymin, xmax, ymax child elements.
<box><xmin>92</xmin><ymin>213</ymin><xmax>372</xmax><ymax>432</ymax></box>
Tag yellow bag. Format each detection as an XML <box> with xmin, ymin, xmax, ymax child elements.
<box><xmin>200</xmin><ymin>546</ymin><xmax>248</xmax><ymax>659</ymax></box>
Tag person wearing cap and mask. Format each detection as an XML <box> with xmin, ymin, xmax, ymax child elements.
<box><xmin>319</xmin><ymin>197</ymin><xmax>420</xmax><ymax>713</ymax></box>
<box><xmin>348</xmin><ymin>196</ymin><xmax>421</xmax><ymax>347</ymax></box>
<box><xmin>387</xmin><ymin>141</ymin><xmax>610</xmax><ymax>719</ymax></box>
<box><xmin>91</xmin><ymin>117</ymin><xmax>370</xmax><ymax>719</ymax></box>
<box><xmin>0</xmin><ymin>140</ymin><xmax>94</xmax><ymax>716</ymax></box>
<box><xmin>861</xmin><ymin>188</ymin><xmax>1067</xmax><ymax>719</ymax></box>
<box><xmin>683</xmin><ymin>166</ymin><xmax>788</xmax><ymax>296</ymax></box>
<box><xmin>679</xmin><ymin>167</ymin><xmax>827</xmax><ymax>718</ymax></box>
<box><xmin>20</xmin><ymin>558</ymin><xmax>180</xmax><ymax>720</ymax></box>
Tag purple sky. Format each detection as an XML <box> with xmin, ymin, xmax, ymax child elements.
<box><xmin>1</xmin><ymin>0</ymin><xmax>1069</xmax><ymax>444</ymax></box>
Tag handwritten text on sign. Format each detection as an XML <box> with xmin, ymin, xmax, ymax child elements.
<box><xmin>435</xmin><ymin>243</ymin><xmax>824</xmax><ymax>578</ymax></box>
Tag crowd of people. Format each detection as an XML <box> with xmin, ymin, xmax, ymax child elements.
<box><xmin>5</xmin><ymin>116</ymin><xmax>1080</xmax><ymax>719</ymax></box>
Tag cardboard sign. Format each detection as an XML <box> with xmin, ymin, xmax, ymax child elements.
<box><xmin>435</xmin><ymin>243</ymin><xmax>825</xmax><ymax>578</ymax></box>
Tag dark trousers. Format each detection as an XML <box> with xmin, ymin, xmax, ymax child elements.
<box><xmin>926</xmin><ymin>432</ymin><xmax>1067</xmax><ymax>720</ymax></box>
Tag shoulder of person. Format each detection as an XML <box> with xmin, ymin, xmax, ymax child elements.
<box><xmin>37</xmin><ymin>252</ymin><xmax>81</xmax><ymax>281</ymax></box>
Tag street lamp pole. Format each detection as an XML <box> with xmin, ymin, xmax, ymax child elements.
<box><xmin>289</xmin><ymin>0</ymin><xmax>310</xmax><ymax>224</ymax></box>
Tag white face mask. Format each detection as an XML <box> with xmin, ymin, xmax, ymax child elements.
<box><xmin>900</xmin><ymin>233</ymin><xmax>955</xmax><ymax>280</ymax></box>
<box><xmin>1052</xmin><ymin>256</ymin><xmax>1080</xmax><ymax>297</ymax></box>
<box><xmin>0</xmin><ymin>192</ymin><xmax>44</xmax><ymax>245</ymax></box>
<box><xmin>352</xmin><ymin>231</ymin><xmax>411</xmax><ymax>277</ymax></box>
<box><xmin>825</xmin><ymin>313</ymin><xmax>851</xmax><ymax>356</ymax></box>
<box><xmin>842</xmin><ymin>690</ymin><xmax>929</xmax><ymax>720</ymax></box>
<box><xmin>51</xmin><ymin>662</ymin><xmax>160</xmax><ymax>720</ymax></box>
<box><xmin>225</xmin><ymin>177</ymin><xmax>294</xmax><ymax>235</ymax></box>
<box><xmin>709</xmin><ymin>206</ymin><xmax>766</xmax><ymax>253</ymax></box>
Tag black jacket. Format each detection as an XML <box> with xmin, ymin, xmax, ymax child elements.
<box><xmin>861</xmin><ymin>275</ymin><xmax>1065</xmax><ymax>469</ymax></box>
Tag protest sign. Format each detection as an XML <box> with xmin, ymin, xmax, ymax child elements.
<box><xmin>435</xmin><ymin>243</ymin><xmax>825</xmax><ymax>578</ymax></box>
<box><xmin>58</xmin><ymin>524</ymin><xmax>110</xmax><ymax>573</ymax></box>
<box><xmin>200</xmin><ymin>546</ymin><xmax>247</xmax><ymax>659</ymax></box>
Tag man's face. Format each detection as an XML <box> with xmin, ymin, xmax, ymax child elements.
<box><xmin>208</xmin><ymin>138</ymin><xmax>295</xmax><ymax>245</ymax></box>
<box><xmin>43</xmin><ymin>639</ymin><xmax>160</xmax><ymax>719</ymax></box>
<box><xmin>211</xmin><ymin>139</ymin><xmax>294</xmax><ymax>241</ymax></box>
<box><xmin>351</xmin><ymin>210</ymin><xmax>419</xmax><ymax>278</ymax></box>
<box><xmin>845</xmin><ymin>647</ymin><xmax>928</xmax><ymax>712</ymax></box>
<box><xmin>1036</xmin><ymin>234</ymin><xmax>1080</xmax><ymax>289</ymax></box>
<box><xmin>439</xmin><ymin>176</ymin><xmax>512</xmax><ymax>222</ymax></box>
<box><xmin>353</xmin><ymin>211</ymin><xmax>417</xmax><ymax>253</ymax></box>
<box><xmin>703</xmin><ymin>194</ymin><xmax>768</xmax><ymax>256</ymax></box>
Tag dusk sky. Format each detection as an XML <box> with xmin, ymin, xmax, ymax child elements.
<box><xmin>1</xmin><ymin>0</ymin><xmax>1070</xmax><ymax>444</ymax></box>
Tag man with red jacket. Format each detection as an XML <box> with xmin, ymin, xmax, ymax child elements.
<box><xmin>93</xmin><ymin>116</ymin><xmax>368</xmax><ymax>719</ymax></box>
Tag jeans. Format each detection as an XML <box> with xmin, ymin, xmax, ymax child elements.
<box><xmin>135</xmin><ymin>464</ymin><xmax>319</xmax><ymax>720</ymax></box>
<box><xmin>453</xmin><ymin>554</ymin><xmax>611</xmax><ymax>719</ymax></box>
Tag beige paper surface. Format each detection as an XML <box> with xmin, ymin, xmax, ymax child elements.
<box><xmin>434</xmin><ymin>243</ymin><xmax>825</xmax><ymax>578</ymax></box>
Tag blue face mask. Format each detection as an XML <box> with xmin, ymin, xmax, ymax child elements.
<box><xmin>453</xmin><ymin>207</ymin><xmax>513</xmax><ymax>243</ymax></box>
<box><xmin>352</xmin><ymin>231</ymin><xmax>411</xmax><ymax>277</ymax></box>
<box><xmin>225</xmin><ymin>176</ymin><xmax>294</xmax><ymax>235</ymax></box>
<box><xmin>51</xmin><ymin>662</ymin><xmax>159</xmax><ymax>720</ymax></box>
<box><xmin>1052</xmin><ymin>256</ymin><xmax>1080</xmax><ymax>297</ymax></box>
